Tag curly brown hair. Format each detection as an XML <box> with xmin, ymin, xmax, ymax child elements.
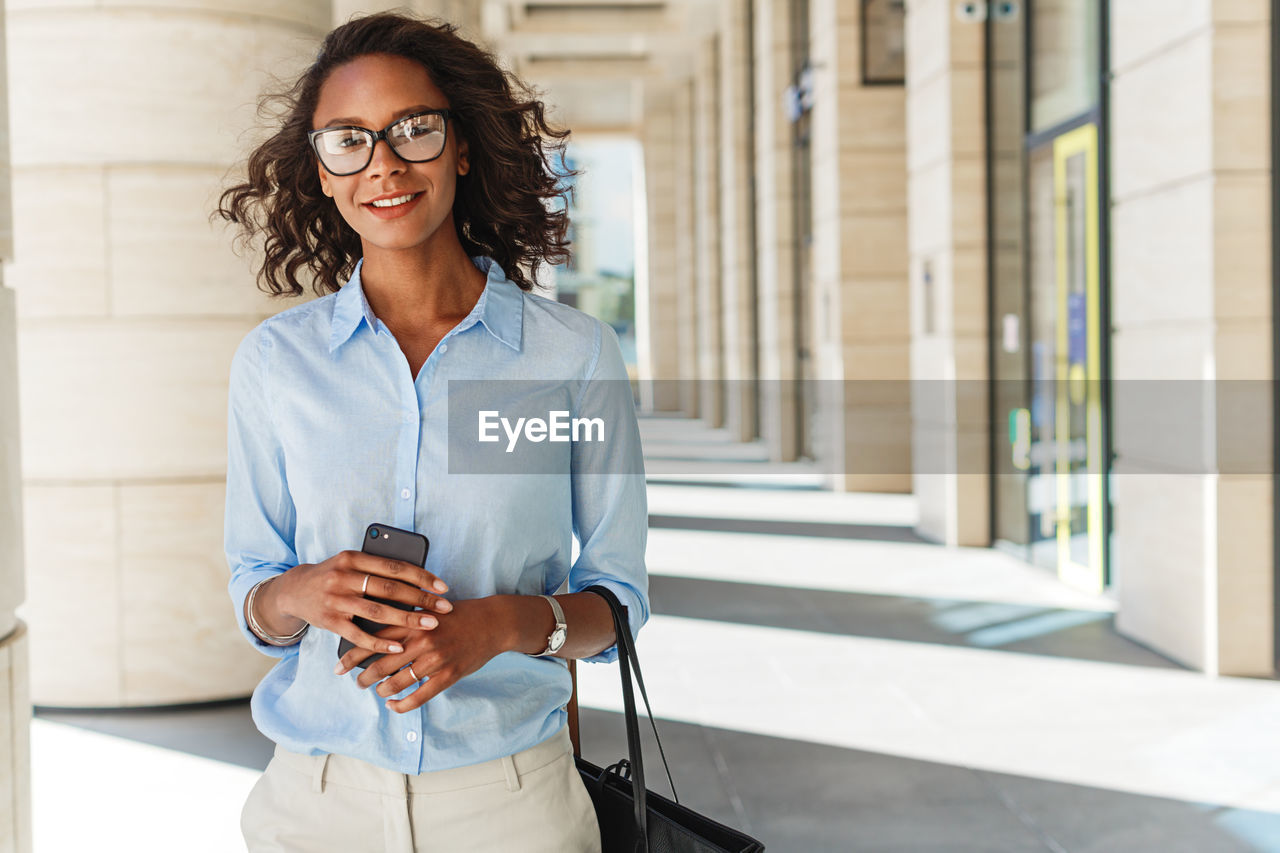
<box><xmin>217</xmin><ymin>12</ymin><xmax>574</xmax><ymax>296</ymax></box>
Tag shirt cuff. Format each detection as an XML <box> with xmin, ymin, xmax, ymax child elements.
<box><xmin>572</xmin><ymin>576</ymin><xmax>648</xmax><ymax>665</ymax></box>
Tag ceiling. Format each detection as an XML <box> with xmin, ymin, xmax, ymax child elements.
<box><xmin>478</xmin><ymin>0</ymin><xmax>721</xmax><ymax>134</ymax></box>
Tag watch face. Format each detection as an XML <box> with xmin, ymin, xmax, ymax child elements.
<box><xmin>549</xmin><ymin>627</ymin><xmax>567</xmax><ymax>652</ymax></box>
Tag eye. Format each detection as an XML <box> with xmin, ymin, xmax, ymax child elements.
<box><xmin>318</xmin><ymin>129</ymin><xmax>369</xmax><ymax>153</ymax></box>
<box><xmin>333</xmin><ymin>131</ymin><xmax>368</xmax><ymax>149</ymax></box>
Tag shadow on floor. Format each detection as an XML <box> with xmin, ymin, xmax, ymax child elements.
<box><xmin>649</xmin><ymin>514</ymin><xmax>929</xmax><ymax>543</ymax></box>
<box><xmin>35</xmin><ymin>702</ymin><xmax>1279</xmax><ymax>852</ymax></box>
<box><xmin>649</xmin><ymin>575</ymin><xmax>1183</xmax><ymax>670</ymax></box>
<box><xmin>646</xmin><ymin>479</ymin><xmax>825</xmax><ymax>492</ymax></box>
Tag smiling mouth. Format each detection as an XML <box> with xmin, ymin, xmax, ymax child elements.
<box><xmin>367</xmin><ymin>192</ymin><xmax>422</xmax><ymax>208</ymax></box>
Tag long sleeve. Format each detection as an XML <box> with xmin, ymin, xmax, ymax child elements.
<box><xmin>565</xmin><ymin>320</ymin><xmax>649</xmax><ymax>664</ymax></box>
<box><xmin>224</xmin><ymin>325</ymin><xmax>300</xmax><ymax>658</ymax></box>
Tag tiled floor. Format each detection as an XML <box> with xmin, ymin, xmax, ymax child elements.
<box><xmin>30</xmin><ymin>416</ymin><xmax>1280</xmax><ymax>851</ymax></box>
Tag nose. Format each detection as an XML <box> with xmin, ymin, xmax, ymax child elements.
<box><xmin>365</xmin><ymin>138</ymin><xmax>405</xmax><ymax>180</ymax></box>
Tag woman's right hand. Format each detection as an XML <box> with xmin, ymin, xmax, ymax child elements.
<box><xmin>271</xmin><ymin>551</ymin><xmax>454</xmax><ymax>655</ymax></box>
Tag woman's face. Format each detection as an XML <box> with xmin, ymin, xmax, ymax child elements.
<box><xmin>312</xmin><ymin>53</ymin><xmax>469</xmax><ymax>256</ymax></box>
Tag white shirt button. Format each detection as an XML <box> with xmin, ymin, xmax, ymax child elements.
<box><xmin>438</xmin><ymin>343</ymin><xmax>448</xmax><ymax>354</ymax></box>
<box><xmin>406</xmin><ymin>731</ymin><xmax>418</xmax><ymax>743</ymax></box>
<box><xmin>401</xmin><ymin>488</ymin><xmax>411</xmax><ymax>499</ymax></box>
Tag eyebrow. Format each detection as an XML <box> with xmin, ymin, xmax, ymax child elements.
<box><xmin>321</xmin><ymin>105</ymin><xmax>443</xmax><ymax>128</ymax></box>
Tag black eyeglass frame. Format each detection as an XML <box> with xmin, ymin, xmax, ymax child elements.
<box><xmin>308</xmin><ymin>109</ymin><xmax>453</xmax><ymax>176</ymax></box>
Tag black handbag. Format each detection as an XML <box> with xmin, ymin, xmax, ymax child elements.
<box><xmin>577</xmin><ymin>585</ymin><xmax>766</xmax><ymax>853</ymax></box>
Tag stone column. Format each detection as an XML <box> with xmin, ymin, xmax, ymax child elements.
<box><xmin>905</xmin><ymin>0</ymin><xmax>989</xmax><ymax>543</ymax></box>
<box><xmin>808</xmin><ymin>0</ymin><xmax>910</xmax><ymax>492</ymax></box>
<box><xmin>753</xmin><ymin>0</ymin><xmax>801</xmax><ymax>461</ymax></box>
<box><xmin>0</xmin><ymin>4</ymin><xmax>31</xmax><ymax>846</ymax></box>
<box><xmin>7</xmin><ymin>0</ymin><xmax>328</xmax><ymax>707</ymax></box>
<box><xmin>719</xmin><ymin>0</ymin><xmax>759</xmax><ymax>442</ymax></box>
<box><xmin>1109</xmin><ymin>0</ymin><xmax>1273</xmax><ymax>675</ymax></box>
<box><xmin>638</xmin><ymin>84</ymin><xmax>684</xmax><ymax>412</ymax></box>
<box><xmin>674</xmin><ymin>79</ymin><xmax>701</xmax><ymax>418</ymax></box>
<box><xmin>693</xmin><ymin>37</ymin><xmax>725</xmax><ymax>428</ymax></box>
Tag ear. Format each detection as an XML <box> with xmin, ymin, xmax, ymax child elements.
<box><xmin>457</xmin><ymin>137</ymin><xmax>470</xmax><ymax>177</ymax></box>
<box><xmin>317</xmin><ymin>164</ymin><xmax>333</xmax><ymax>197</ymax></box>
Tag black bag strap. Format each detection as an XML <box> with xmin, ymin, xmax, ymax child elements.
<box><xmin>584</xmin><ymin>586</ymin><xmax>679</xmax><ymax>851</ymax></box>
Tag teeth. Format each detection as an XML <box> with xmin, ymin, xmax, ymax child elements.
<box><xmin>371</xmin><ymin>193</ymin><xmax>415</xmax><ymax>208</ymax></box>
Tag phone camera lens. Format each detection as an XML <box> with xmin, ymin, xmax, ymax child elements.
<box><xmin>369</xmin><ymin>528</ymin><xmax>380</xmax><ymax>539</ymax></box>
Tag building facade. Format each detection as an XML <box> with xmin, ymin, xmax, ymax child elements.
<box><xmin>0</xmin><ymin>0</ymin><xmax>1274</xmax><ymax>843</ymax></box>
<box><xmin>2</xmin><ymin>13</ymin><xmax>1277</xmax><ymax>847</ymax></box>
<box><xmin>638</xmin><ymin>0</ymin><xmax>1275</xmax><ymax>676</ymax></box>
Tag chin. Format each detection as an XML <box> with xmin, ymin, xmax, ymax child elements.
<box><xmin>363</xmin><ymin>235</ymin><xmax>434</xmax><ymax>252</ymax></box>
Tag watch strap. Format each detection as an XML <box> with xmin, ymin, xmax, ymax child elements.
<box><xmin>532</xmin><ymin>594</ymin><xmax>567</xmax><ymax>657</ymax></box>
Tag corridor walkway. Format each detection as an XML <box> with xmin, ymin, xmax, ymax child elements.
<box><xmin>31</xmin><ymin>416</ymin><xmax>1280</xmax><ymax>851</ymax></box>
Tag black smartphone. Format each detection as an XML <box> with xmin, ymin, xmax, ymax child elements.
<box><xmin>336</xmin><ymin>523</ymin><xmax>430</xmax><ymax>668</ymax></box>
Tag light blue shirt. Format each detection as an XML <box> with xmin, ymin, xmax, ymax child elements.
<box><xmin>224</xmin><ymin>255</ymin><xmax>648</xmax><ymax>774</ymax></box>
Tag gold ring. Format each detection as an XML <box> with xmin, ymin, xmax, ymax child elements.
<box><xmin>408</xmin><ymin>664</ymin><xmax>420</xmax><ymax>682</ymax></box>
<box><xmin>361</xmin><ymin>574</ymin><xmax>370</xmax><ymax>595</ymax></box>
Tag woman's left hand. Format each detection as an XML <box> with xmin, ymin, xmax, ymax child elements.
<box><xmin>336</xmin><ymin>597</ymin><xmax>510</xmax><ymax>713</ymax></box>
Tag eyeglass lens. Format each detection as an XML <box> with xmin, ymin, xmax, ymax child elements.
<box><xmin>313</xmin><ymin>113</ymin><xmax>446</xmax><ymax>175</ymax></box>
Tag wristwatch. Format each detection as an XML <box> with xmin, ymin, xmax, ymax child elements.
<box><xmin>531</xmin><ymin>595</ymin><xmax>567</xmax><ymax>657</ymax></box>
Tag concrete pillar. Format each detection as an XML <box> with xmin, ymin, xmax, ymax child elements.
<box><xmin>639</xmin><ymin>84</ymin><xmax>684</xmax><ymax>412</ymax></box>
<box><xmin>905</xmin><ymin>0</ymin><xmax>989</xmax><ymax>543</ymax></box>
<box><xmin>6</xmin><ymin>0</ymin><xmax>328</xmax><ymax>706</ymax></box>
<box><xmin>0</xmin><ymin>5</ymin><xmax>31</xmax><ymax>845</ymax></box>
<box><xmin>809</xmin><ymin>0</ymin><xmax>910</xmax><ymax>493</ymax></box>
<box><xmin>674</xmin><ymin>79</ymin><xmax>701</xmax><ymax>418</ymax></box>
<box><xmin>694</xmin><ymin>37</ymin><xmax>725</xmax><ymax>428</ymax></box>
<box><xmin>719</xmin><ymin>0</ymin><xmax>759</xmax><ymax>442</ymax></box>
<box><xmin>753</xmin><ymin>0</ymin><xmax>801</xmax><ymax>461</ymax></box>
<box><xmin>1109</xmin><ymin>0</ymin><xmax>1273</xmax><ymax>675</ymax></box>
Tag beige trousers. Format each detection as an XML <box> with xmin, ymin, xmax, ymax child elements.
<box><xmin>241</xmin><ymin>726</ymin><xmax>601</xmax><ymax>853</ymax></box>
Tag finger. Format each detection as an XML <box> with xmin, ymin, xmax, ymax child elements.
<box><xmin>386</xmin><ymin>670</ymin><xmax>453</xmax><ymax>714</ymax></box>
<box><xmin>337</xmin><ymin>625</ymin><xmax>413</xmax><ymax>676</ymax></box>
<box><xmin>372</xmin><ymin>661</ymin><xmax>422</xmax><ymax>698</ymax></box>
<box><xmin>323</xmin><ymin>619</ymin><xmax>405</xmax><ymax>661</ymax></box>
<box><xmin>352</xmin><ymin>552</ymin><xmax>450</xmax><ymax>595</ymax></box>
<box><xmin>350</xmin><ymin>593</ymin><xmax>444</xmax><ymax>629</ymax></box>
<box><xmin>334</xmin><ymin>644</ymin><xmax>376</xmax><ymax>675</ymax></box>
<box><xmin>350</xmin><ymin>568</ymin><xmax>455</xmax><ymax>614</ymax></box>
<box><xmin>356</xmin><ymin>639</ymin><xmax>423</xmax><ymax>689</ymax></box>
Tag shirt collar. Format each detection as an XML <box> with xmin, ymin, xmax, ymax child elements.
<box><xmin>329</xmin><ymin>255</ymin><xmax>524</xmax><ymax>353</ymax></box>
<box><xmin>328</xmin><ymin>258</ymin><xmax>379</xmax><ymax>353</ymax></box>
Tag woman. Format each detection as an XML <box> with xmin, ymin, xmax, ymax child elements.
<box><xmin>217</xmin><ymin>12</ymin><xmax>647</xmax><ymax>852</ymax></box>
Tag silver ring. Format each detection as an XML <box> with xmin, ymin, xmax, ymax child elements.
<box><xmin>407</xmin><ymin>664</ymin><xmax>420</xmax><ymax>682</ymax></box>
<box><xmin>361</xmin><ymin>574</ymin><xmax>370</xmax><ymax>595</ymax></box>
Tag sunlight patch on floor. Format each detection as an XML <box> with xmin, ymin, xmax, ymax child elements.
<box><xmin>31</xmin><ymin>719</ymin><xmax>256</xmax><ymax>853</ymax></box>
<box><xmin>577</xmin><ymin>613</ymin><xmax>1280</xmax><ymax>813</ymax></box>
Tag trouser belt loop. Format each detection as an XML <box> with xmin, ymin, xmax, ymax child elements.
<box><xmin>312</xmin><ymin>753</ymin><xmax>331</xmax><ymax>794</ymax></box>
<box><xmin>502</xmin><ymin>754</ymin><xmax>521</xmax><ymax>792</ymax></box>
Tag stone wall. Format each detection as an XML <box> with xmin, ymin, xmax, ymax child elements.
<box><xmin>1109</xmin><ymin>0</ymin><xmax>1274</xmax><ymax>675</ymax></box>
<box><xmin>905</xmin><ymin>0</ymin><xmax>990</xmax><ymax>543</ymax></box>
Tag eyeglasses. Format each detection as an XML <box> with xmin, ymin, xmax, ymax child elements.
<box><xmin>308</xmin><ymin>109</ymin><xmax>452</xmax><ymax>176</ymax></box>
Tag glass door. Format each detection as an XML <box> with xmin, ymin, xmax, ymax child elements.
<box><xmin>989</xmin><ymin>0</ymin><xmax>1109</xmax><ymax>593</ymax></box>
<box><xmin>1027</xmin><ymin>123</ymin><xmax>1105</xmax><ymax>592</ymax></box>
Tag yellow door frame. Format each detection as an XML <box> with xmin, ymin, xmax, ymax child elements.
<box><xmin>1052</xmin><ymin>123</ymin><xmax>1105</xmax><ymax>594</ymax></box>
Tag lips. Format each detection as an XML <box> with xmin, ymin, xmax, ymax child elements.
<box><xmin>362</xmin><ymin>191</ymin><xmax>424</xmax><ymax>220</ymax></box>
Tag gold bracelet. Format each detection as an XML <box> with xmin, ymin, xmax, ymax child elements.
<box><xmin>246</xmin><ymin>578</ymin><xmax>308</xmax><ymax>647</ymax></box>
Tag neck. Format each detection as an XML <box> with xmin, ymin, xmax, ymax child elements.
<box><xmin>359</xmin><ymin>228</ymin><xmax>487</xmax><ymax>325</ymax></box>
